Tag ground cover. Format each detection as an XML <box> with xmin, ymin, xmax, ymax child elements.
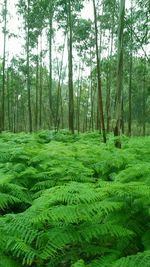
<box><xmin>0</xmin><ymin>131</ymin><xmax>150</xmax><ymax>266</ymax></box>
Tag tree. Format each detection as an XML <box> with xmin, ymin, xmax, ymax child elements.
<box><xmin>1</xmin><ymin>0</ymin><xmax>8</xmax><ymax>131</ymax></box>
<box><xmin>26</xmin><ymin>0</ymin><xmax>32</xmax><ymax>132</ymax></box>
<box><xmin>68</xmin><ymin>0</ymin><xmax>74</xmax><ymax>133</ymax></box>
<box><xmin>92</xmin><ymin>0</ymin><xmax>106</xmax><ymax>143</ymax></box>
<box><xmin>128</xmin><ymin>0</ymin><xmax>133</xmax><ymax>136</ymax></box>
<box><xmin>48</xmin><ymin>0</ymin><xmax>55</xmax><ymax>128</ymax></box>
<box><xmin>114</xmin><ymin>0</ymin><xmax>125</xmax><ymax>148</ymax></box>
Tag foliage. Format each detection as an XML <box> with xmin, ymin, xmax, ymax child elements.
<box><xmin>1</xmin><ymin>132</ymin><xmax>150</xmax><ymax>266</ymax></box>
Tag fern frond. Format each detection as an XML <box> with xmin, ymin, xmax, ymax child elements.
<box><xmin>79</xmin><ymin>222</ymin><xmax>133</xmax><ymax>242</ymax></box>
<box><xmin>6</xmin><ymin>238</ymin><xmax>37</xmax><ymax>266</ymax></box>
<box><xmin>38</xmin><ymin>182</ymin><xmax>100</xmax><ymax>205</ymax></box>
<box><xmin>0</xmin><ymin>183</ymin><xmax>31</xmax><ymax>204</ymax></box>
<box><xmin>115</xmin><ymin>163</ymin><xmax>150</xmax><ymax>183</ymax></box>
<box><xmin>0</xmin><ymin>193</ymin><xmax>21</xmax><ymax>210</ymax></box>
<box><xmin>98</xmin><ymin>181</ymin><xmax>150</xmax><ymax>199</ymax></box>
<box><xmin>31</xmin><ymin>179</ymin><xmax>55</xmax><ymax>192</ymax></box>
<box><xmin>113</xmin><ymin>250</ymin><xmax>150</xmax><ymax>267</ymax></box>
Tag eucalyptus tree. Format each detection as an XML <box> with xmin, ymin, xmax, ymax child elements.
<box><xmin>73</xmin><ymin>18</ymin><xmax>93</xmax><ymax>132</ymax></box>
<box><xmin>128</xmin><ymin>0</ymin><xmax>133</xmax><ymax>136</ymax></box>
<box><xmin>54</xmin><ymin>37</ymin><xmax>67</xmax><ymax>131</ymax></box>
<box><xmin>17</xmin><ymin>0</ymin><xmax>33</xmax><ymax>132</ymax></box>
<box><xmin>55</xmin><ymin>0</ymin><xmax>84</xmax><ymax>133</ymax></box>
<box><xmin>46</xmin><ymin>0</ymin><xmax>56</xmax><ymax>127</ymax></box>
<box><xmin>92</xmin><ymin>0</ymin><xmax>106</xmax><ymax>143</ymax></box>
<box><xmin>67</xmin><ymin>0</ymin><xmax>74</xmax><ymax>133</ymax></box>
<box><xmin>1</xmin><ymin>0</ymin><xmax>8</xmax><ymax>131</ymax></box>
<box><xmin>114</xmin><ymin>0</ymin><xmax>125</xmax><ymax>147</ymax></box>
<box><xmin>101</xmin><ymin>0</ymin><xmax>117</xmax><ymax>133</ymax></box>
<box><xmin>17</xmin><ymin>0</ymin><xmax>50</xmax><ymax>131</ymax></box>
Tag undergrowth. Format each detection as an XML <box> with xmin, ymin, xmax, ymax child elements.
<box><xmin>0</xmin><ymin>131</ymin><xmax>150</xmax><ymax>266</ymax></box>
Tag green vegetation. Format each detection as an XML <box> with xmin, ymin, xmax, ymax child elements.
<box><xmin>0</xmin><ymin>131</ymin><xmax>150</xmax><ymax>266</ymax></box>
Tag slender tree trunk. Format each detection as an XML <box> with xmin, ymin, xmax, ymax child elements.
<box><xmin>27</xmin><ymin>0</ymin><xmax>32</xmax><ymax>132</ymax></box>
<box><xmin>121</xmin><ymin>97</ymin><xmax>124</xmax><ymax>134</ymax></box>
<box><xmin>89</xmin><ymin>49</ymin><xmax>94</xmax><ymax>132</ymax></box>
<box><xmin>114</xmin><ymin>0</ymin><xmax>125</xmax><ymax>148</ymax></box>
<box><xmin>84</xmin><ymin>85</ymin><xmax>90</xmax><ymax>132</ymax></box>
<box><xmin>76</xmin><ymin>62</ymin><xmax>83</xmax><ymax>133</ymax></box>
<box><xmin>48</xmin><ymin>3</ymin><xmax>54</xmax><ymax>127</ymax></box>
<box><xmin>60</xmin><ymin>93</ymin><xmax>64</xmax><ymax>129</ymax></box>
<box><xmin>106</xmin><ymin>5</ymin><xmax>115</xmax><ymax>133</ymax></box>
<box><xmin>93</xmin><ymin>0</ymin><xmax>106</xmax><ymax>143</ymax></box>
<box><xmin>7</xmin><ymin>69</ymin><xmax>11</xmax><ymax>130</ymax></box>
<box><xmin>1</xmin><ymin>0</ymin><xmax>7</xmax><ymax>131</ymax></box>
<box><xmin>77</xmin><ymin>83</ymin><xmax>82</xmax><ymax>133</ymax></box>
<box><xmin>35</xmin><ymin>43</ymin><xmax>39</xmax><ymax>131</ymax></box>
<box><xmin>142</xmin><ymin>60</ymin><xmax>146</xmax><ymax>136</ymax></box>
<box><xmin>90</xmin><ymin>75</ymin><xmax>94</xmax><ymax>132</ymax></box>
<box><xmin>128</xmin><ymin>0</ymin><xmax>133</xmax><ymax>136</ymax></box>
<box><xmin>106</xmin><ymin>67</ymin><xmax>111</xmax><ymax>132</ymax></box>
<box><xmin>68</xmin><ymin>0</ymin><xmax>74</xmax><ymax>133</ymax></box>
<box><xmin>10</xmin><ymin>71</ymin><xmax>13</xmax><ymax>131</ymax></box>
<box><xmin>55</xmin><ymin>35</ymin><xmax>66</xmax><ymax>131</ymax></box>
<box><xmin>128</xmin><ymin>54</ymin><xmax>132</xmax><ymax>136</ymax></box>
<box><xmin>39</xmin><ymin>34</ymin><xmax>43</xmax><ymax>129</ymax></box>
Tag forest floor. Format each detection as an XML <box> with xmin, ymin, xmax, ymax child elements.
<box><xmin>1</xmin><ymin>131</ymin><xmax>150</xmax><ymax>267</ymax></box>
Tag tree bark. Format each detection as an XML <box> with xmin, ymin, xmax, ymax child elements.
<box><xmin>68</xmin><ymin>0</ymin><xmax>74</xmax><ymax>133</ymax></box>
<box><xmin>27</xmin><ymin>0</ymin><xmax>32</xmax><ymax>132</ymax></box>
<box><xmin>48</xmin><ymin>2</ymin><xmax>54</xmax><ymax>128</ymax></box>
<box><xmin>128</xmin><ymin>0</ymin><xmax>133</xmax><ymax>136</ymax></box>
<box><xmin>35</xmin><ymin>43</ymin><xmax>39</xmax><ymax>131</ymax></box>
<box><xmin>1</xmin><ymin>0</ymin><xmax>7</xmax><ymax>132</ymax></box>
<box><xmin>93</xmin><ymin>0</ymin><xmax>106</xmax><ymax>143</ymax></box>
<box><xmin>39</xmin><ymin>34</ymin><xmax>43</xmax><ymax>129</ymax></box>
<box><xmin>114</xmin><ymin>0</ymin><xmax>125</xmax><ymax>148</ymax></box>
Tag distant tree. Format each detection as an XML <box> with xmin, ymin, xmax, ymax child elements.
<box><xmin>114</xmin><ymin>0</ymin><xmax>125</xmax><ymax>148</ymax></box>
<box><xmin>68</xmin><ymin>0</ymin><xmax>74</xmax><ymax>133</ymax></box>
<box><xmin>92</xmin><ymin>0</ymin><xmax>106</xmax><ymax>143</ymax></box>
<box><xmin>1</xmin><ymin>0</ymin><xmax>8</xmax><ymax>131</ymax></box>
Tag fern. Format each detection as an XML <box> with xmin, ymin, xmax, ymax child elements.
<box><xmin>1</xmin><ymin>133</ymin><xmax>150</xmax><ymax>266</ymax></box>
<box><xmin>115</xmin><ymin>163</ymin><xmax>150</xmax><ymax>183</ymax></box>
<box><xmin>113</xmin><ymin>250</ymin><xmax>150</xmax><ymax>267</ymax></box>
<box><xmin>0</xmin><ymin>193</ymin><xmax>21</xmax><ymax>210</ymax></box>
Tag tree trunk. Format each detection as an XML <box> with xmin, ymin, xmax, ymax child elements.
<box><xmin>93</xmin><ymin>0</ymin><xmax>106</xmax><ymax>143</ymax></box>
<box><xmin>55</xmin><ymin>35</ymin><xmax>66</xmax><ymax>131</ymax></box>
<box><xmin>68</xmin><ymin>0</ymin><xmax>74</xmax><ymax>133</ymax></box>
<box><xmin>128</xmin><ymin>0</ymin><xmax>133</xmax><ymax>136</ymax></box>
<box><xmin>1</xmin><ymin>0</ymin><xmax>7</xmax><ymax>132</ymax></box>
<box><xmin>7</xmin><ymin>68</ymin><xmax>11</xmax><ymax>130</ymax></box>
<box><xmin>114</xmin><ymin>0</ymin><xmax>125</xmax><ymax>148</ymax></box>
<box><xmin>106</xmin><ymin>4</ymin><xmax>115</xmax><ymax>133</ymax></box>
<box><xmin>48</xmin><ymin>3</ymin><xmax>54</xmax><ymax>128</ymax></box>
<box><xmin>142</xmin><ymin>60</ymin><xmax>146</xmax><ymax>136</ymax></box>
<box><xmin>27</xmin><ymin>0</ymin><xmax>32</xmax><ymax>132</ymax></box>
<box><xmin>35</xmin><ymin>43</ymin><xmax>39</xmax><ymax>131</ymax></box>
<box><xmin>39</xmin><ymin>34</ymin><xmax>43</xmax><ymax>129</ymax></box>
